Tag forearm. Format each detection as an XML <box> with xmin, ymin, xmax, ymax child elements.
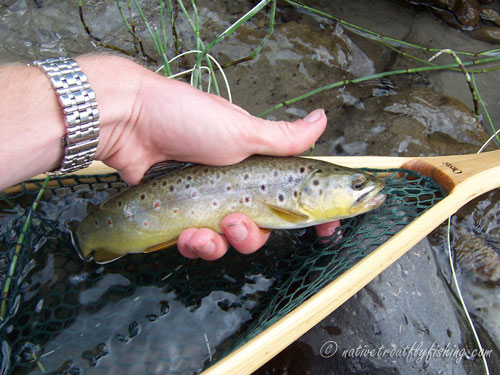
<box><xmin>0</xmin><ymin>55</ymin><xmax>139</xmax><ymax>190</ymax></box>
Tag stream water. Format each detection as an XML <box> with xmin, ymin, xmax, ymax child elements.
<box><xmin>1</xmin><ymin>0</ymin><xmax>499</xmax><ymax>374</ymax></box>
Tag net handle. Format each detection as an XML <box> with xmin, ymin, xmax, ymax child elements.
<box><xmin>203</xmin><ymin>150</ymin><xmax>500</xmax><ymax>375</ymax></box>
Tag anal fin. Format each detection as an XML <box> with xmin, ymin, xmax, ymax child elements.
<box><xmin>143</xmin><ymin>238</ymin><xmax>178</xmax><ymax>253</ymax></box>
<box><xmin>91</xmin><ymin>248</ymin><xmax>125</xmax><ymax>264</ymax></box>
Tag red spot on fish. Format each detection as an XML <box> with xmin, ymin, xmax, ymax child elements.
<box><xmin>226</xmin><ymin>186</ymin><xmax>231</xmax><ymax>191</ymax></box>
<box><xmin>154</xmin><ymin>201</ymin><xmax>160</xmax><ymax>208</ymax></box>
<box><xmin>107</xmin><ymin>219</ymin><xmax>112</xmax><ymax>225</ymax></box>
<box><xmin>173</xmin><ymin>209</ymin><xmax>178</xmax><ymax>214</ymax></box>
<box><xmin>144</xmin><ymin>221</ymin><xmax>148</xmax><ymax>227</ymax></box>
<box><xmin>245</xmin><ymin>197</ymin><xmax>250</xmax><ymax>203</ymax></box>
<box><xmin>213</xmin><ymin>202</ymin><xmax>218</xmax><ymax>206</ymax></box>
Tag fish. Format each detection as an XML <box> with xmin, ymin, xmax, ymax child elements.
<box><xmin>72</xmin><ymin>155</ymin><xmax>386</xmax><ymax>263</ymax></box>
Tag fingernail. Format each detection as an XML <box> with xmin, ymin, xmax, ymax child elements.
<box><xmin>194</xmin><ymin>240</ymin><xmax>216</xmax><ymax>256</ymax></box>
<box><xmin>303</xmin><ymin>108</ymin><xmax>324</xmax><ymax>123</ymax></box>
<box><xmin>224</xmin><ymin>221</ymin><xmax>248</xmax><ymax>242</ymax></box>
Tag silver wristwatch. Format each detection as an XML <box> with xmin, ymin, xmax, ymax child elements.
<box><xmin>31</xmin><ymin>57</ymin><xmax>100</xmax><ymax>175</ymax></box>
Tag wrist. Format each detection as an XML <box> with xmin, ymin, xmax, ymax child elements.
<box><xmin>74</xmin><ymin>55</ymin><xmax>141</xmax><ymax>162</ymax></box>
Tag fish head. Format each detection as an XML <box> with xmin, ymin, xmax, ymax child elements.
<box><xmin>298</xmin><ymin>165</ymin><xmax>386</xmax><ymax>221</ymax></box>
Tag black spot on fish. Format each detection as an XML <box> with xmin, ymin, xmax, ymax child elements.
<box><xmin>94</xmin><ymin>219</ymin><xmax>99</xmax><ymax>226</ymax></box>
<box><xmin>319</xmin><ymin>189</ymin><xmax>323</xmax><ymax>195</ymax></box>
<box><xmin>293</xmin><ymin>191</ymin><xmax>298</xmax><ymax>198</ymax></box>
<box><xmin>288</xmin><ymin>176</ymin><xmax>294</xmax><ymax>183</ymax></box>
<box><xmin>177</xmin><ymin>178</ymin><xmax>182</xmax><ymax>184</ymax></box>
<box><xmin>273</xmin><ymin>171</ymin><xmax>278</xmax><ymax>177</ymax></box>
<box><xmin>317</xmin><ymin>169</ymin><xmax>323</xmax><ymax>173</ymax></box>
<box><xmin>118</xmin><ymin>200</ymin><xmax>122</xmax><ymax>207</ymax></box>
<box><xmin>203</xmin><ymin>168</ymin><xmax>209</xmax><ymax>173</ymax></box>
<box><xmin>169</xmin><ymin>186</ymin><xmax>174</xmax><ymax>192</ymax></box>
<box><xmin>333</xmin><ymin>167</ymin><xmax>340</xmax><ymax>171</ymax></box>
<box><xmin>151</xmin><ymin>182</ymin><xmax>157</xmax><ymax>187</ymax></box>
<box><xmin>185</xmin><ymin>184</ymin><xmax>190</xmax><ymax>189</ymax></box>
<box><xmin>187</xmin><ymin>176</ymin><xmax>192</xmax><ymax>181</ymax></box>
<box><xmin>161</xmin><ymin>181</ymin><xmax>167</xmax><ymax>187</ymax></box>
<box><xmin>278</xmin><ymin>194</ymin><xmax>284</xmax><ymax>202</ymax></box>
<box><xmin>299</xmin><ymin>167</ymin><xmax>305</xmax><ymax>173</ymax></box>
<box><xmin>140</xmin><ymin>194</ymin><xmax>146</xmax><ymax>200</ymax></box>
<box><xmin>313</xmin><ymin>180</ymin><xmax>319</xmax><ymax>186</ymax></box>
<box><xmin>244</xmin><ymin>174</ymin><xmax>249</xmax><ymax>180</ymax></box>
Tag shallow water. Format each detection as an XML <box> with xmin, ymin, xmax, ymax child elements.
<box><xmin>1</xmin><ymin>0</ymin><xmax>500</xmax><ymax>373</ymax></box>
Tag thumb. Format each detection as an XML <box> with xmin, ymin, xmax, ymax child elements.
<box><xmin>249</xmin><ymin>108</ymin><xmax>327</xmax><ymax>156</ymax></box>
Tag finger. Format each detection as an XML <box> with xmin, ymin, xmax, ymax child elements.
<box><xmin>315</xmin><ymin>220</ymin><xmax>342</xmax><ymax>239</ymax></box>
<box><xmin>221</xmin><ymin>213</ymin><xmax>270</xmax><ymax>255</ymax></box>
<box><xmin>249</xmin><ymin>108</ymin><xmax>327</xmax><ymax>156</ymax></box>
<box><xmin>178</xmin><ymin>228</ymin><xmax>230</xmax><ymax>260</ymax></box>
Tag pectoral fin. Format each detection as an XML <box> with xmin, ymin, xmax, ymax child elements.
<box><xmin>143</xmin><ymin>238</ymin><xmax>178</xmax><ymax>253</ymax></box>
<box><xmin>259</xmin><ymin>201</ymin><xmax>309</xmax><ymax>223</ymax></box>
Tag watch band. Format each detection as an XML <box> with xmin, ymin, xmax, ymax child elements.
<box><xmin>31</xmin><ymin>57</ymin><xmax>100</xmax><ymax>175</ymax></box>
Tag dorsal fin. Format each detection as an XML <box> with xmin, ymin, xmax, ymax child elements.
<box><xmin>140</xmin><ymin>160</ymin><xmax>194</xmax><ymax>183</ymax></box>
<box><xmin>86</xmin><ymin>202</ymin><xmax>99</xmax><ymax>215</ymax></box>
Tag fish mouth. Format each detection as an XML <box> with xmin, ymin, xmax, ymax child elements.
<box><xmin>353</xmin><ymin>186</ymin><xmax>386</xmax><ymax>209</ymax></box>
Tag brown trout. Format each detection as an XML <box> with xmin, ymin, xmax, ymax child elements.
<box><xmin>73</xmin><ymin>156</ymin><xmax>386</xmax><ymax>263</ymax></box>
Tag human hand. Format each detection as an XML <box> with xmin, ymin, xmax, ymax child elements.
<box><xmin>80</xmin><ymin>55</ymin><xmax>334</xmax><ymax>260</ymax></box>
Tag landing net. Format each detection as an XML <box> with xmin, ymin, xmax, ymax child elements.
<box><xmin>0</xmin><ymin>168</ymin><xmax>444</xmax><ymax>374</ymax></box>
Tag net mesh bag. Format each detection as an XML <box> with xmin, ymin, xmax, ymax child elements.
<box><xmin>0</xmin><ymin>168</ymin><xmax>444</xmax><ymax>374</ymax></box>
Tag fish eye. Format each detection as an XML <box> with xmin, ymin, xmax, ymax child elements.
<box><xmin>351</xmin><ymin>174</ymin><xmax>367</xmax><ymax>191</ymax></box>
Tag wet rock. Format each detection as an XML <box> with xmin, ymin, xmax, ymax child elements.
<box><xmin>454</xmin><ymin>230</ymin><xmax>500</xmax><ymax>283</ymax></box>
<box><xmin>479</xmin><ymin>7</ymin><xmax>500</xmax><ymax>25</ymax></box>
<box><xmin>454</xmin><ymin>0</ymin><xmax>481</xmax><ymax>27</ymax></box>
<box><xmin>403</xmin><ymin>0</ymin><xmax>484</xmax><ymax>29</ymax></box>
<box><xmin>470</xmin><ymin>24</ymin><xmax>500</xmax><ymax>42</ymax></box>
<box><xmin>313</xmin><ymin>85</ymin><xmax>492</xmax><ymax>158</ymax></box>
<box><xmin>256</xmin><ymin>240</ymin><xmax>498</xmax><ymax>374</ymax></box>
<box><xmin>254</xmin><ymin>341</ymin><xmax>314</xmax><ymax>375</ymax></box>
<box><xmin>429</xmin><ymin>189</ymin><xmax>500</xmax><ymax>284</ymax></box>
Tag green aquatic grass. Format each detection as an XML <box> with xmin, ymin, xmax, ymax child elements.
<box><xmin>0</xmin><ymin>176</ymin><xmax>49</xmax><ymax>322</ymax></box>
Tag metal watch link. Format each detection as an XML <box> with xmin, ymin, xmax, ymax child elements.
<box><xmin>31</xmin><ymin>57</ymin><xmax>100</xmax><ymax>175</ymax></box>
